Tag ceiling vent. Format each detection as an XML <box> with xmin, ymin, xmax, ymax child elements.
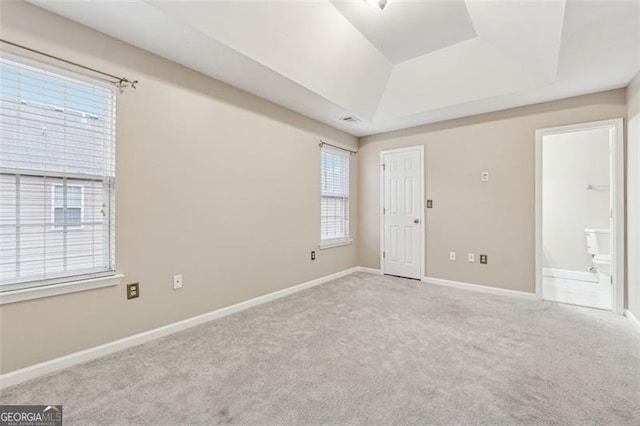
<box><xmin>340</xmin><ymin>116</ymin><xmax>362</xmax><ymax>124</ymax></box>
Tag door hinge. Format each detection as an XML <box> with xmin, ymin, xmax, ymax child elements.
<box><xmin>383</xmin><ymin>251</ymin><xmax>386</xmax><ymax>258</ymax></box>
<box><xmin>381</xmin><ymin>163</ymin><xmax>386</xmax><ymax>171</ymax></box>
<box><xmin>383</xmin><ymin>207</ymin><xmax>386</xmax><ymax>214</ymax></box>
<box><xmin>610</xmin><ymin>276</ymin><xmax>613</xmax><ymax>285</ymax></box>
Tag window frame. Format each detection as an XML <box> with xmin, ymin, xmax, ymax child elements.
<box><xmin>51</xmin><ymin>184</ymin><xmax>85</xmax><ymax>230</ymax></box>
<box><xmin>319</xmin><ymin>146</ymin><xmax>352</xmax><ymax>249</ymax></box>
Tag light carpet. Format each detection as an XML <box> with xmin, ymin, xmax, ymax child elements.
<box><xmin>1</xmin><ymin>272</ymin><xmax>639</xmax><ymax>425</ymax></box>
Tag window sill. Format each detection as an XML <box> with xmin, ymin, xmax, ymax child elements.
<box><xmin>0</xmin><ymin>274</ymin><xmax>124</xmax><ymax>305</ymax></box>
<box><xmin>319</xmin><ymin>238</ymin><xmax>352</xmax><ymax>250</ymax></box>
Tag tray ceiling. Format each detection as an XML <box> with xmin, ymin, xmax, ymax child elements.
<box><xmin>28</xmin><ymin>0</ymin><xmax>640</xmax><ymax>136</ymax></box>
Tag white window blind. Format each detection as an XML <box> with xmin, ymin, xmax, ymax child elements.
<box><xmin>320</xmin><ymin>146</ymin><xmax>350</xmax><ymax>246</ymax></box>
<box><xmin>0</xmin><ymin>56</ymin><xmax>116</xmax><ymax>292</ymax></box>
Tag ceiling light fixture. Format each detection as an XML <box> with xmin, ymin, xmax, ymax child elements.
<box><xmin>365</xmin><ymin>0</ymin><xmax>394</xmax><ymax>11</ymax></box>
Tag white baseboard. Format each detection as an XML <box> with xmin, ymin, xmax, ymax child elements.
<box><xmin>624</xmin><ymin>309</ymin><xmax>640</xmax><ymax>334</ymax></box>
<box><xmin>543</xmin><ymin>268</ymin><xmax>598</xmax><ymax>283</ymax></box>
<box><xmin>0</xmin><ymin>266</ymin><xmax>359</xmax><ymax>390</ymax></box>
<box><xmin>422</xmin><ymin>276</ymin><xmax>538</xmax><ymax>300</ymax></box>
<box><xmin>355</xmin><ymin>267</ymin><xmax>383</xmax><ymax>275</ymax></box>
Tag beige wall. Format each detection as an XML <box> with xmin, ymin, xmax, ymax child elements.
<box><xmin>542</xmin><ymin>128</ymin><xmax>610</xmax><ymax>273</ymax></box>
<box><xmin>627</xmin><ymin>71</ymin><xmax>640</xmax><ymax>318</ymax></box>
<box><xmin>0</xmin><ymin>1</ymin><xmax>359</xmax><ymax>374</ymax></box>
<box><xmin>359</xmin><ymin>90</ymin><xmax>627</xmax><ymax>293</ymax></box>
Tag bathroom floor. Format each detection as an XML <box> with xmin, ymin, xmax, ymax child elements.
<box><xmin>543</xmin><ymin>276</ymin><xmax>612</xmax><ymax>310</ymax></box>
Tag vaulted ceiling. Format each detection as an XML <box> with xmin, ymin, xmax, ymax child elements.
<box><xmin>29</xmin><ymin>0</ymin><xmax>640</xmax><ymax>136</ymax></box>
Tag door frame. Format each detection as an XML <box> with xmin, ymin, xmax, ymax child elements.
<box><xmin>380</xmin><ymin>145</ymin><xmax>425</xmax><ymax>279</ymax></box>
<box><xmin>534</xmin><ymin>118</ymin><xmax>625</xmax><ymax>314</ymax></box>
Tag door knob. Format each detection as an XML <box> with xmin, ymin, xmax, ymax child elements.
<box><xmin>413</xmin><ymin>219</ymin><xmax>420</xmax><ymax>224</ymax></box>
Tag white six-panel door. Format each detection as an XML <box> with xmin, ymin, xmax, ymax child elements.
<box><xmin>382</xmin><ymin>147</ymin><xmax>423</xmax><ymax>279</ymax></box>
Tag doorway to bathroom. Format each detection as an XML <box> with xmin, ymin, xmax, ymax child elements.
<box><xmin>535</xmin><ymin>119</ymin><xmax>624</xmax><ymax>313</ymax></box>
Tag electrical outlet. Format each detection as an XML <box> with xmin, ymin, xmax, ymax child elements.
<box><xmin>127</xmin><ymin>283</ymin><xmax>139</xmax><ymax>299</ymax></box>
<box><xmin>426</xmin><ymin>199</ymin><xmax>433</xmax><ymax>209</ymax></box>
<box><xmin>173</xmin><ymin>274</ymin><xmax>183</xmax><ymax>290</ymax></box>
<box><xmin>449</xmin><ymin>251</ymin><xmax>456</xmax><ymax>261</ymax></box>
<box><xmin>481</xmin><ymin>172</ymin><xmax>489</xmax><ymax>182</ymax></box>
<box><xmin>468</xmin><ymin>253</ymin><xmax>475</xmax><ymax>263</ymax></box>
<box><xmin>480</xmin><ymin>254</ymin><xmax>488</xmax><ymax>264</ymax></box>
<box><xmin>311</xmin><ymin>251</ymin><xmax>316</xmax><ymax>261</ymax></box>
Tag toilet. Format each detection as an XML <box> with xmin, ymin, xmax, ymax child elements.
<box><xmin>585</xmin><ymin>228</ymin><xmax>611</xmax><ymax>285</ymax></box>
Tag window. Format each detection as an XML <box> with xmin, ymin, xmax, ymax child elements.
<box><xmin>320</xmin><ymin>146</ymin><xmax>350</xmax><ymax>248</ymax></box>
<box><xmin>52</xmin><ymin>185</ymin><xmax>83</xmax><ymax>229</ymax></box>
<box><xmin>0</xmin><ymin>56</ymin><xmax>116</xmax><ymax>293</ymax></box>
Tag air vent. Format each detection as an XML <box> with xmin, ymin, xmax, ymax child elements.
<box><xmin>340</xmin><ymin>116</ymin><xmax>362</xmax><ymax>124</ymax></box>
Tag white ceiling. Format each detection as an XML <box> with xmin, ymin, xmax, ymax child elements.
<box><xmin>330</xmin><ymin>0</ymin><xmax>477</xmax><ymax>63</ymax></box>
<box><xmin>28</xmin><ymin>0</ymin><xmax>640</xmax><ymax>137</ymax></box>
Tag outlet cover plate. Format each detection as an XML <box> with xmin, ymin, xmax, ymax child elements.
<box><xmin>127</xmin><ymin>283</ymin><xmax>139</xmax><ymax>299</ymax></box>
<box><xmin>480</xmin><ymin>254</ymin><xmax>488</xmax><ymax>264</ymax></box>
<box><xmin>173</xmin><ymin>274</ymin><xmax>183</xmax><ymax>290</ymax></box>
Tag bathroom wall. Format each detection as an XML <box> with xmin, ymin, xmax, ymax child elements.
<box><xmin>542</xmin><ymin>128</ymin><xmax>611</xmax><ymax>275</ymax></box>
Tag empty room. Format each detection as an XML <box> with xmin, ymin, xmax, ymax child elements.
<box><xmin>0</xmin><ymin>0</ymin><xmax>639</xmax><ymax>424</ymax></box>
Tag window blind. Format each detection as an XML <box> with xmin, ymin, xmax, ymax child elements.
<box><xmin>0</xmin><ymin>56</ymin><xmax>116</xmax><ymax>291</ymax></box>
<box><xmin>320</xmin><ymin>146</ymin><xmax>350</xmax><ymax>244</ymax></box>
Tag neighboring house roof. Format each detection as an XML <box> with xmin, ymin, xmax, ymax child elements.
<box><xmin>1</xmin><ymin>96</ymin><xmax>114</xmax><ymax>177</ymax></box>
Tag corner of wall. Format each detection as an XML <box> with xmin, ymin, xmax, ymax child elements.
<box><xmin>625</xmin><ymin>70</ymin><xmax>640</xmax><ymax>317</ymax></box>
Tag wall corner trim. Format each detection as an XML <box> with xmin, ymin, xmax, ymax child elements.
<box><xmin>422</xmin><ymin>276</ymin><xmax>538</xmax><ymax>300</ymax></box>
<box><xmin>0</xmin><ymin>266</ymin><xmax>364</xmax><ymax>390</ymax></box>
<box><xmin>624</xmin><ymin>310</ymin><xmax>640</xmax><ymax>335</ymax></box>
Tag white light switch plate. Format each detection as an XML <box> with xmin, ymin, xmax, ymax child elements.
<box><xmin>449</xmin><ymin>251</ymin><xmax>456</xmax><ymax>261</ymax></box>
<box><xmin>468</xmin><ymin>253</ymin><xmax>475</xmax><ymax>263</ymax></box>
